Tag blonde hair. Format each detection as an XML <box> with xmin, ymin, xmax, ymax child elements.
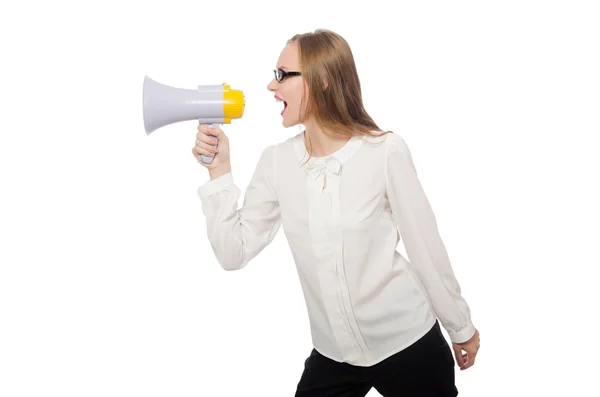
<box><xmin>287</xmin><ymin>29</ymin><xmax>392</xmax><ymax>160</ymax></box>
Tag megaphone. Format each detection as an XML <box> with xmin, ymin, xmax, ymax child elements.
<box><xmin>142</xmin><ymin>75</ymin><xmax>245</xmax><ymax>164</ymax></box>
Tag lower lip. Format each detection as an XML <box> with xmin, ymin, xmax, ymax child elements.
<box><xmin>281</xmin><ymin>103</ymin><xmax>286</xmax><ymax>116</ymax></box>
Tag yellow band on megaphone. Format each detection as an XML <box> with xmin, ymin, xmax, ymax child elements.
<box><xmin>223</xmin><ymin>83</ymin><xmax>245</xmax><ymax>122</ymax></box>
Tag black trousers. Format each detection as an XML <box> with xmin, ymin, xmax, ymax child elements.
<box><xmin>295</xmin><ymin>321</ymin><xmax>458</xmax><ymax>397</ymax></box>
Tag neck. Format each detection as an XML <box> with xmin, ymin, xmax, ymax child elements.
<box><xmin>303</xmin><ymin>119</ymin><xmax>351</xmax><ymax>157</ymax></box>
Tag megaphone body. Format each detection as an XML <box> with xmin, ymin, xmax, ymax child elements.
<box><xmin>143</xmin><ymin>75</ymin><xmax>245</xmax><ymax>164</ymax></box>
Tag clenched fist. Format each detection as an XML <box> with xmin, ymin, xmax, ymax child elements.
<box><xmin>452</xmin><ymin>328</ymin><xmax>480</xmax><ymax>370</ymax></box>
<box><xmin>192</xmin><ymin>124</ymin><xmax>231</xmax><ymax>179</ymax></box>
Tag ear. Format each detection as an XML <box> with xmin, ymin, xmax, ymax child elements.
<box><xmin>322</xmin><ymin>79</ymin><xmax>328</xmax><ymax>90</ymax></box>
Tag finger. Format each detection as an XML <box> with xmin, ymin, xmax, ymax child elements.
<box><xmin>196</xmin><ymin>125</ymin><xmax>221</xmax><ymax>143</ymax></box>
<box><xmin>197</xmin><ymin>134</ymin><xmax>218</xmax><ymax>148</ymax></box>
<box><xmin>192</xmin><ymin>147</ymin><xmax>206</xmax><ymax>164</ymax></box>
<box><xmin>457</xmin><ymin>351</ymin><xmax>469</xmax><ymax>370</ymax></box>
<box><xmin>194</xmin><ymin>141</ymin><xmax>218</xmax><ymax>155</ymax></box>
<box><xmin>195</xmin><ymin>134</ymin><xmax>219</xmax><ymax>149</ymax></box>
<box><xmin>198</xmin><ymin>125</ymin><xmax>216</xmax><ymax>137</ymax></box>
<box><xmin>461</xmin><ymin>361</ymin><xmax>473</xmax><ymax>370</ymax></box>
<box><xmin>452</xmin><ymin>345</ymin><xmax>464</xmax><ymax>369</ymax></box>
<box><xmin>192</xmin><ymin>144</ymin><xmax>217</xmax><ymax>161</ymax></box>
<box><xmin>461</xmin><ymin>350</ymin><xmax>477</xmax><ymax>370</ymax></box>
<box><xmin>196</xmin><ymin>124</ymin><xmax>211</xmax><ymax>133</ymax></box>
<box><xmin>192</xmin><ymin>151</ymin><xmax>215</xmax><ymax>166</ymax></box>
<box><xmin>206</xmin><ymin>126</ymin><xmax>226</xmax><ymax>141</ymax></box>
<box><xmin>206</xmin><ymin>125</ymin><xmax>220</xmax><ymax>137</ymax></box>
<box><xmin>192</xmin><ymin>146</ymin><xmax>205</xmax><ymax>160</ymax></box>
<box><xmin>461</xmin><ymin>353</ymin><xmax>471</xmax><ymax>370</ymax></box>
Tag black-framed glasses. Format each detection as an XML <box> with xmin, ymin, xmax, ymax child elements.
<box><xmin>274</xmin><ymin>68</ymin><xmax>301</xmax><ymax>82</ymax></box>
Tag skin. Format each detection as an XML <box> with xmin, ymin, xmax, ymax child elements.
<box><xmin>192</xmin><ymin>41</ymin><xmax>481</xmax><ymax>371</ymax></box>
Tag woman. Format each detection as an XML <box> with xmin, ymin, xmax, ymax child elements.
<box><xmin>192</xmin><ymin>29</ymin><xmax>480</xmax><ymax>397</ymax></box>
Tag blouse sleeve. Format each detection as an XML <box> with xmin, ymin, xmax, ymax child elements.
<box><xmin>385</xmin><ymin>133</ymin><xmax>476</xmax><ymax>344</ymax></box>
<box><xmin>197</xmin><ymin>144</ymin><xmax>281</xmax><ymax>271</ymax></box>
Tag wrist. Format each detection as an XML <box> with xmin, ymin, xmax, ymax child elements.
<box><xmin>209</xmin><ymin>163</ymin><xmax>231</xmax><ymax>180</ymax></box>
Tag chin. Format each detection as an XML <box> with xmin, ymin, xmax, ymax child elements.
<box><xmin>282</xmin><ymin>117</ymin><xmax>299</xmax><ymax>128</ymax></box>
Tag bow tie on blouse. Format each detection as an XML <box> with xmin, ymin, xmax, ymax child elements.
<box><xmin>303</xmin><ymin>157</ymin><xmax>342</xmax><ymax>180</ymax></box>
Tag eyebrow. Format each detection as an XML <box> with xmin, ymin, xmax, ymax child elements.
<box><xmin>277</xmin><ymin>66</ymin><xmax>289</xmax><ymax>70</ymax></box>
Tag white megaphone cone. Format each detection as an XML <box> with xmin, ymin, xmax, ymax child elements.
<box><xmin>142</xmin><ymin>75</ymin><xmax>245</xmax><ymax>164</ymax></box>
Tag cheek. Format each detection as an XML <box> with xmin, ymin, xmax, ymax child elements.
<box><xmin>288</xmin><ymin>95</ymin><xmax>306</xmax><ymax>118</ymax></box>
<box><xmin>283</xmin><ymin>81</ymin><xmax>306</xmax><ymax>110</ymax></box>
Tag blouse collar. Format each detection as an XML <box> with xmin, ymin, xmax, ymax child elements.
<box><xmin>293</xmin><ymin>131</ymin><xmax>364</xmax><ymax>178</ymax></box>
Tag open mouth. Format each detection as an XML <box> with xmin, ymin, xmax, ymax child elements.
<box><xmin>275</xmin><ymin>96</ymin><xmax>287</xmax><ymax>116</ymax></box>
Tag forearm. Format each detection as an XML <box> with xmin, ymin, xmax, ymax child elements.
<box><xmin>404</xmin><ymin>230</ymin><xmax>475</xmax><ymax>343</ymax></box>
<box><xmin>198</xmin><ymin>146</ymin><xmax>281</xmax><ymax>272</ymax></box>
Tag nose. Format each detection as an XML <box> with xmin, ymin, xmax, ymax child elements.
<box><xmin>267</xmin><ymin>77</ymin><xmax>278</xmax><ymax>92</ymax></box>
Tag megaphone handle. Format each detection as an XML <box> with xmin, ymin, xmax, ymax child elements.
<box><xmin>198</xmin><ymin>122</ymin><xmax>220</xmax><ymax>164</ymax></box>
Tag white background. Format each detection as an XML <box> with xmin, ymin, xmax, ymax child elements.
<box><xmin>1</xmin><ymin>1</ymin><xmax>599</xmax><ymax>396</ymax></box>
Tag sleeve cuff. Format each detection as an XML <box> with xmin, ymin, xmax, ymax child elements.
<box><xmin>446</xmin><ymin>322</ymin><xmax>476</xmax><ymax>344</ymax></box>
<box><xmin>197</xmin><ymin>172</ymin><xmax>234</xmax><ymax>199</ymax></box>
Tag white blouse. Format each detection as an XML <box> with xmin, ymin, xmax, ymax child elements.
<box><xmin>197</xmin><ymin>130</ymin><xmax>476</xmax><ymax>366</ymax></box>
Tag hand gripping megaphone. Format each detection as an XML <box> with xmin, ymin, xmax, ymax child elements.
<box><xmin>142</xmin><ymin>75</ymin><xmax>245</xmax><ymax>164</ymax></box>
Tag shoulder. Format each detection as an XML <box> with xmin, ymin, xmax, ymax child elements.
<box><xmin>360</xmin><ymin>130</ymin><xmax>410</xmax><ymax>155</ymax></box>
<box><xmin>266</xmin><ymin>131</ymin><xmax>302</xmax><ymax>153</ymax></box>
<box><xmin>258</xmin><ymin>132</ymin><xmax>294</xmax><ymax>154</ymax></box>
<box><xmin>256</xmin><ymin>131</ymin><xmax>301</xmax><ymax>168</ymax></box>
<box><xmin>368</xmin><ymin>131</ymin><xmax>415</xmax><ymax>173</ymax></box>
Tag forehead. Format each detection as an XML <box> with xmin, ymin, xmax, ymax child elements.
<box><xmin>277</xmin><ymin>42</ymin><xmax>299</xmax><ymax>69</ymax></box>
